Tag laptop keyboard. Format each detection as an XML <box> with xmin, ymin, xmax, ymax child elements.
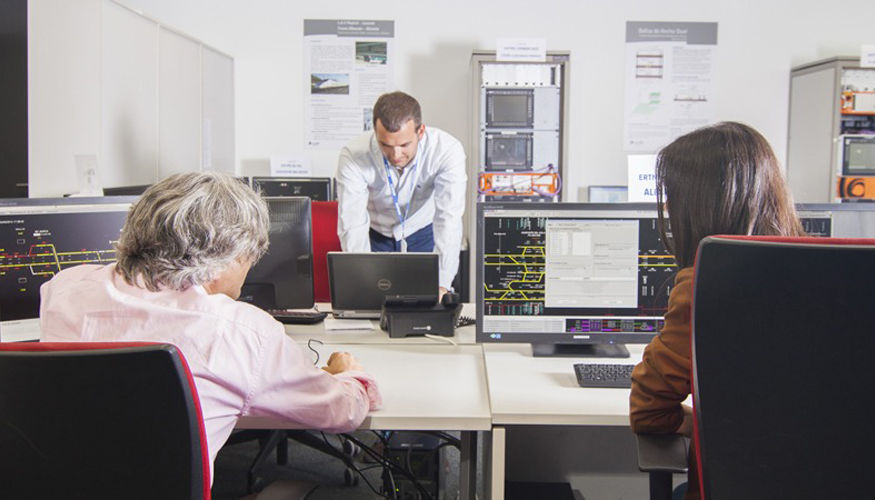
<box><xmin>574</xmin><ymin>363</ymin><xmax>635</xmax><ymax>388</ymax></box>
<box><xmin>268</xmin><ymin>309</ymin><xmax>327</xmax><ymax>325</ymax></box>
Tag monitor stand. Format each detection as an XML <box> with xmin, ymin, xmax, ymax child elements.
<box><xmin>532</xmin><ymin>343</ymin><xmax>630</xmax><ymax>358</ymax></box>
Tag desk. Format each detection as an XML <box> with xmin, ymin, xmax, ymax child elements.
<box><xmin>283</xmin><ymin>303</ymin><xmax>477</xmax><ymax>345</ymax></box>
<box><xmin>482</xmin><ymin>343</ymin><xmax>646</xmax><ymax>499</ymax></box>
<box><xmin>238</xmin><ymin>343</ymin><xmax>491</xmax><ymax>500</ymax></box>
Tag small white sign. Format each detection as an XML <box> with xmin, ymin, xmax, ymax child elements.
<box><xmin>496</xmin><ymin>38</ymin><xmax>547</xmax><ymax>62</ymax></box>
<box><xmin>270</xmin><ymin>155</ymin><xmax>313</xmax><ymax>177</ymax></box>
<box><xmin>627</xmin><ymin>154</ymin><xmax>658</xmax><ymax>202</ymax></box>
<box><xmin>74</xmin><ymin>154</ymin><xmax>103</xmax><ymax>196</ymax></box>
<box><xmin>861</xmin><ymin>45</ymin><xmax>875</xmax><ymax>68</ymax></box>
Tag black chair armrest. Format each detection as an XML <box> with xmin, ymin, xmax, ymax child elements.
<box><xmin>635</xmin><ymin>433</ymin><xmax>689</xmax><ymax>473</ymax></box>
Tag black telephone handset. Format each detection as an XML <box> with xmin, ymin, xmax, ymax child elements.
<box><xmin>440</xmin><ymin>291</ymin><xmax>463</xmax><ymax>324</ymax></box>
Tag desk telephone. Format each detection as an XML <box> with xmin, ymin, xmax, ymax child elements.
<box><xmin>380</xmin><ymin>293</ymin><xmax>462</xmax><ymax>338</ymax></box>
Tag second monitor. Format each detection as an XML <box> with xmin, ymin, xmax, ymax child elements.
<box><xmin>251</xmin><ymin>177</ymin><xmax>333</xmax><ymax>201</ymax></box>
<box><xmin>475</xmin><ymin>202</ymin><xmax>844</xmax><ymax>357</ymax></box>
<box><xmin>239</xmin><ymin>197</ymin><xmax>314</xmax><ymax>310</ymax></box>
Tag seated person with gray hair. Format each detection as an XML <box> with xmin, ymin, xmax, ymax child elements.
<box><xmin>39</xmin><ymin>171</ymin><xmax>382</xmax><ymax>486</ymax></box>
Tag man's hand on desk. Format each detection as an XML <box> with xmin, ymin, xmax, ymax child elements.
<box><xmin>439</xmin><ymin>287</ymin><xmax>448</xmax><ymax>301</ymax></box>
<box><xmin>322</xmin><ymin>351</ymin><xmax>364</xmax><ymax>375</ymax></box>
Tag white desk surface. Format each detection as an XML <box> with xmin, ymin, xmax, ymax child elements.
<box><xmin>283</xmin><ymin>303</ymin><xmax>477</xmax><ymax>345</ymax></box>
<box><xmin>238</xmin><ymin>343</ymin><xmax>492</xmax><ymax>432</ymax></box>
<box><xmin>483</xmin><ymin>343</ymin><xmax>646</xmax><ymax>427</ymax></box>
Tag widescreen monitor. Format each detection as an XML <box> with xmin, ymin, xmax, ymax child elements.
<box><xmin>102</xmin><ymin>185</ymin><xmax>151</xmax><ymax>196</ymax></box>
<box><xmin>252</xmin><ymin>177</ymin><xmax>333</xmax><ymax>201</ymax></box>
<box><xmin>0</xmin><ymin>197</ymin><xmax>137</xmax><ymax>342</ymax></box>
<box><xmin>476</xmin><ymin>202</ymin><xmax>872</xmax><ymax>357</ymax></box>
<box><xmin>239</xmin><ymin>197</ymin><xmax>314</xmax><ymax>310</ymax></box>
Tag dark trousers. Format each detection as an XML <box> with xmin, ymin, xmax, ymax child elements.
<box><xmin>369</xmin><ymin>224</ymin><xmax>435</xmax><ymax>252</ymax></box>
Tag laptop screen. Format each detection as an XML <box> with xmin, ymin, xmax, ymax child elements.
<box><xmin>327</xmin><ymin>252</ymin><xmax>439</xmax><ymax>315</ymax></box>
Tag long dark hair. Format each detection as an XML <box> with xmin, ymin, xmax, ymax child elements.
<box><xmin>655</xmin><ymin>121</ymin><xmax>804</xmax><ymax>269</ymax></box>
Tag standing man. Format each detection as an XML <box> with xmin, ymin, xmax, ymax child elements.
<box><xmin>336</xmin><ymin>91</ymin><xmax>467</xmax><ymax>295</ymax></box>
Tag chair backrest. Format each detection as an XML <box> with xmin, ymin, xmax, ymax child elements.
<box><xmin>0</xmin><ymin>342</ymin><xmax>210</xmax><ymax>500</ymax></box>
<box><xmin>691</xmin><ymin>236</ymin><xmax>875</xmax><ymax>500</ymax></box>
<box><xmin>312</xmin><ymin>200</ymin><xmax>342</xmax><ymax>303</ymax></box>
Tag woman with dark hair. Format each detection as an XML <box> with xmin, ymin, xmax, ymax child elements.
<box><xmin>629</xmin><ymin>122</ymin><xmax>803</xmax><ymax>500</ymax></box>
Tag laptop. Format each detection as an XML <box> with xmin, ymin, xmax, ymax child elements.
<box><xmin>328</xmin><ymin>252</ymin><xmax>440</xmax><ymax>318</ymax></box>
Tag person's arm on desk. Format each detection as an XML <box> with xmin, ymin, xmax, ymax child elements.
<box><xmin>322</xmin><ymin>351</ymin><xmax>364</xmax><ymax>374</ymax></box>
<box><xmin>245</xmin><ymin>332</ymin><xmax>382</xmax><ymax>433</ymax></box>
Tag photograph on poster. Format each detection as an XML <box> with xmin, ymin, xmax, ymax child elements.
<box><xmin>363</xmin><ymin>108</ymin><xmax>373</xmax><ymax>131</ymax></box>
<box><xmin>310</xmin><ymin>73</ymin><xmax>350</xmax><ymax>94</ymax></box>
<box><xmin>356</xmin><ymin>41</ymin><xmax>387</xmax><ymax>65</ymax></box>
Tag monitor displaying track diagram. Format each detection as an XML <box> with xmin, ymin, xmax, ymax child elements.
<box><xmin>476</xmin><ymin>202</ymin><xmax>841</xmax><ymax>357</ymax></box>
<box><xmin>0</xmin><ymin>197</ymin><xmax>136</xmax><ymax>341</ymax></box>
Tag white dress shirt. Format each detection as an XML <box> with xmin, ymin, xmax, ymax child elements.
<box><xmin>335</xmin><ymin>127</ymin><xmax>467</xmax><ymax>289</ymax></box>
<box><xmin>39</xmin><ymin>264</ymin><xmax>382</xmax><ymax>484</ymax></box>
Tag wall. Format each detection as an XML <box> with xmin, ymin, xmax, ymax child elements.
<box><xmin>56</xmin><ymin>0</ymin><xmax>873</xmax><ymax>201</ymax></box>
<box><xmin>28</xmin><ymin>0</ymin><xmax>235</xmax><ymax>197</ymax></box>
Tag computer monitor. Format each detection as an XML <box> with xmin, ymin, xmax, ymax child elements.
<box><xmin>0</xmin><ymin>197</ymin><xmax>137</xmax><ymax>342</ymax></box>
<box><xmin>475</xmin><ymin>202</ymin><xmax>871</xmax><ymax>357</ymax></box>
<box><xmin>102</xmin><ymin>185</ymin><xmax>151</xmax><ymax>196</ymax></box>
<box><xmin>485</xmin><ymin>89</ymin><xmax>535</xmax><ymax>128</ymax></box>
<box><xmin>485</xmin><ymin>132</ymin><xmax>533</xmax><ymax>170</ymax></box>
<box><xmin>588</xmin><ymin>186</ymin><xmax>628</xmax><ymax>203</ymax></box>
<box><xmin>239</xmin><ymin>197</ymin><xmax>314</xmax><ymax>310</ymax></box>
<box><xmin>251</xmin><ymin>177</ymin><xmax>333</xmax><ymax>201</ymax></box>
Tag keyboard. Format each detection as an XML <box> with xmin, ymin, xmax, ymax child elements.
<box><xmin>268</xmin><ymin>310</ymin><xmax>328</xmax><ymax>325</ymax></box>
<box><xmin>574</xmin><ymin>363</ymin><xmax>635</xmax><ymax>388</ymax></box>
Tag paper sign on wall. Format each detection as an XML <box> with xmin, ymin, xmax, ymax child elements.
<box><xmin>303</xmin><ymin>20</ymin><xmax>395</xmax><ymax>150</ymax></box>
<box><xmin>623</xmin><ymin>22</ymin><xmax>719</xmax><ymax>152</ymax></box>
<box><xmin>270</xmin><ymin>156</ymin><xmax>313</xmax><ymax>177</ymax></box>
<box><xmin>496</xmin><ymin>38</ymin><xmax>547</xmax><ymax>62</ymax></box>
<box><xmin>861</xmin><ymin>45</ymin><xmax>875</xmax><ymax>68</ymax></box>
<box><xmin>627</xmin><ymin>154</ymin><xmax>658</xmax><ymax>202</ymax></box>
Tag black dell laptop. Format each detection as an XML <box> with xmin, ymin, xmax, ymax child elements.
<box><xmin>327</xmin><ymin>252</ymin><xmax>439</xmax><ymax>318</ymax></box>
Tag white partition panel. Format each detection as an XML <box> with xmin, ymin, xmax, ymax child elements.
<box><xmin>100</xmin><ymin>0</ymin><xmax>159</xmax><ymax>188</ymax></box>
<box><xmin>202</xmin><ymin>47</ymin><xmax>235</xmax><ymax>173</ymax></box>
<box><xmin>159</xmin><ymin>27</ymin><xmax>202</xmax><ymax>179</ymax></box>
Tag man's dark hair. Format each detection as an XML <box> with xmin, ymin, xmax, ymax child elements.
<box><xmin>373</xmin><ymin>91</ymin><xmax>422</xmax><ymax>132</ymax></box>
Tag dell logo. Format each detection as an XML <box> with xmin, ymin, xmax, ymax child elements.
<box><xmin>377</xmin><ymin>279</ymin><xmax>392</xmax><ymax>290</ymax></box>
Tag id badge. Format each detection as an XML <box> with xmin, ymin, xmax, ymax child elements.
<box><xmin>401</xmin><ymin>239</ymin><xmax>408</xmax><ymax>252</ymax></box>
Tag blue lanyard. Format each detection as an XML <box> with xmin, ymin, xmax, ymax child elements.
<box><xmin>383</xmin><ymin>149</ymin><xmax>419</xmax><ymax>242</ymax></box>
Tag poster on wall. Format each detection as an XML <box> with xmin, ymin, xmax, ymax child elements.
<box><xmin>623</xmin><ymin>21</ymin><xmax>718</xmax><ymax>152</ymax></box>
<box><xmin>303</xmin><ymin>19</ymin><xmax>395</xmax><ymax>150</ymax></box>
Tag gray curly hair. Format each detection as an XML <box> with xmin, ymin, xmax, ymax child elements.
<box><xmin>115</xmin><ymin>171</ymin><xmax>270</xmax><ymax>292</ymax></box>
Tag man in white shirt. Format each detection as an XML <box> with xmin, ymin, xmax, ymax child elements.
<box><xmin>335</xmin><ymin>91</ymin><xmax>467</xmax><ymax>294</ymax></box>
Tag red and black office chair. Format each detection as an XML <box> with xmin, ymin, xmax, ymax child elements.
<box><xmin>0</xmin><ymin>342</ymin><xmax>211</xmax><ymax>499</ymax></box>
<box><xmin>637</xmin><ymin>236</ymin><xmax>875</xmax><ymax>499</ymax></box>
<box><xmin>311</xmin><ymin>201</ymin><xmax>341</xmax><ymax>303</ymax></box>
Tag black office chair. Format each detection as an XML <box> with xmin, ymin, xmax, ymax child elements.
<box><xmin>0</xmin><ymin>342</ymin><xmax>211</xmax><ymax>499</ymax></box>
<box><xmin>637</xmin><ymin>236</ymin><xmax>875</xmax><ymax>499</ymax></box>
